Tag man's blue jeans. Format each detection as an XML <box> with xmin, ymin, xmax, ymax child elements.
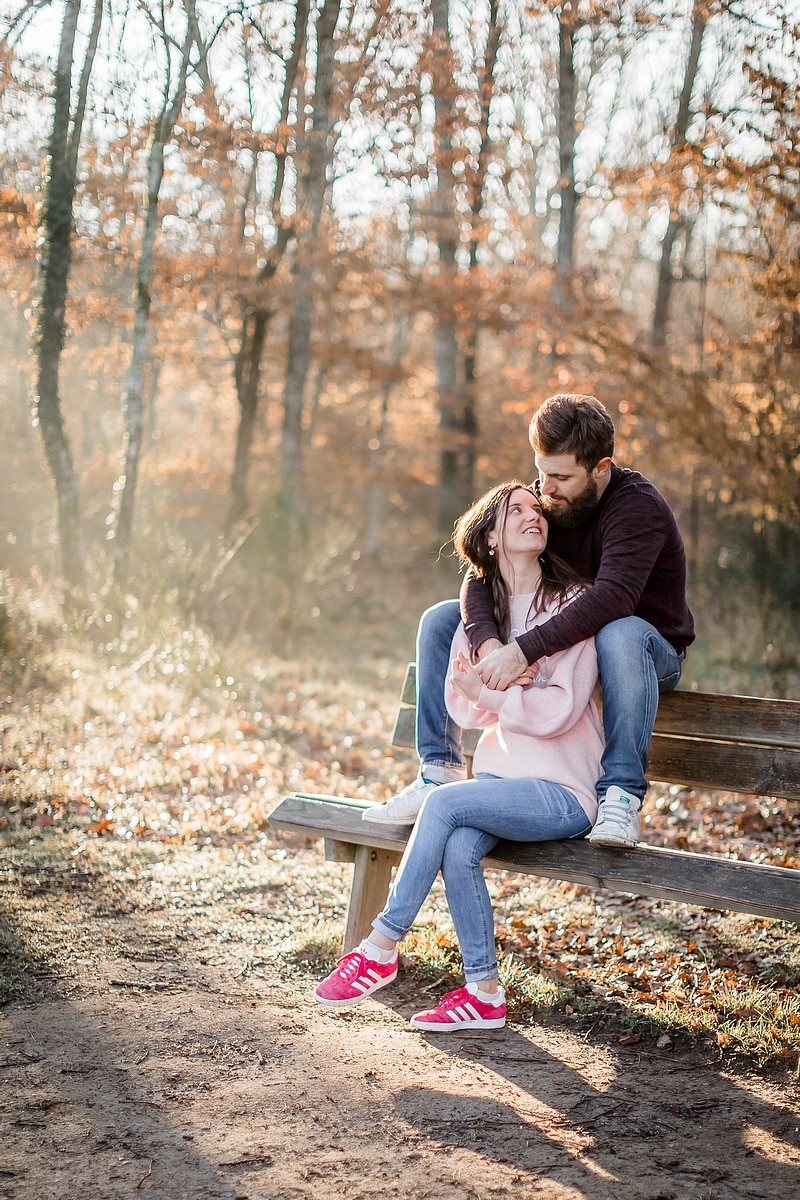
<box><xmin>372</xmin><ymin>774</ymin><xmax>590</xmax><ymax>980</ymax></box>
<box><xmin>414</xmin><ymin>599</ymin><xmax>684</xmax><ymax>802</ymax></box>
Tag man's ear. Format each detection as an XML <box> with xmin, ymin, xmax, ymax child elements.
<box><xmin>593</xmin><ymin>456</ymin><xmax>613</xmax><ymax>481</ymax></box>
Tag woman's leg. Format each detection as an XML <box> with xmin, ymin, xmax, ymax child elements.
<box><xmin>372</xmin><ymin>775</ymin><xmax>590</xmax><ymax>971</ymax></box>
<box><xmin>439</xmin><ymin>778</ymin><xmax>589</xmax><ymax>981</ymax></box>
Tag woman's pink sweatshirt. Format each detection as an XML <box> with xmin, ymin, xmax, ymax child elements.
<box><xmin>445</xmin><ymin>592</ymin><xmax>604</xmax><ymax>822</ymax></box>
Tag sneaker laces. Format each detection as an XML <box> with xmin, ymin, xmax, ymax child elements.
<box><xmin>438</xmin><ymin>987</ymin><xmax>469</xmax><ymax>1011</ymax></box>
<box><xmin>599</xmin><ymin>802</ymin><xmax>634</xmax><ymax>827</ymax></box>
<box><xmin>333</xmin><ymin>950</ymin><xmax>366</xmax><ymax>982</ymax></box>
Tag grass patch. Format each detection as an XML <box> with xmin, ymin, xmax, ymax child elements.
<box><xmin>287</xmin><ymin>930</ymin><xmax>344</xmax><ymax>972</ymax></box>
<box><xmin>498</xmin><ymin>954</ymin><xmax>573</xmax><ymax>1012</ymax></box>
<box><xmin>0</xmin><ymin>919</ymin><xmax>50</xmax><ymax>1004</ymax></box>
<box><xmin>401</xmin><ymin>925</ymin><xmax>465</xmax><ymax>986</ymax></box>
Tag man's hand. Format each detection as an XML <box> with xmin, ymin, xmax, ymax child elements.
<box><xmin>475</xmin><ymin>640</ymin><xmax>534</xmax><ymax>690</ymax></box>
<box><xmin>475</xmin><ymin>637</ymin><xmax>503</xmax><ymax>662</ymax></box>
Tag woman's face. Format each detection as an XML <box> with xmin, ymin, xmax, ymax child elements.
<box><xmin>490</xmin><ymin>488</ymin><xmax>548</xmax><ymax>557</ymax></box>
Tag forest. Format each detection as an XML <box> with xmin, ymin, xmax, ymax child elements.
<box><xmin>0</xmin><ymin>0</ymin><xmax>797</xmax><ymax>694</ymax></box>
<box><xmin>1</xmin><ymin>8</ymin><xmax>800</xmax><ymax>1196</ymax></box>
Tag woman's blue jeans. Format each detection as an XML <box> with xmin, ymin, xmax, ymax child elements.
<box><xmin>415</xmin><ymin>599</ymin><xmax>684</xmax><ymax>801</ymax></box>
<box><xmin>372</xmin><ymin>775</ymin><xmax>590</xmax><ymax>981</ymax></box>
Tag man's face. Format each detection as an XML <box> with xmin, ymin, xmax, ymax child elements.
<box><xmin>534</xmin><ymin>452</ymin><xmax>606</xmax><ymax>528</ymax></box>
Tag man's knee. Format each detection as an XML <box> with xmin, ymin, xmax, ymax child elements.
<box><xmin>595</xmin><ymin>616</ymin><xmax>647</xmax><ymax>659</ymax></box>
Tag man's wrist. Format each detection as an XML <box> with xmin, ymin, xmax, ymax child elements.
<box><xmin>515</xmin><ymin>631</ymin><xmax>539</xmax><ymax>666</ymax></box>
<box><xmin>475</xmin><ymin>638</ymin><xmax>503</xmax><ymax>662</ymax></box>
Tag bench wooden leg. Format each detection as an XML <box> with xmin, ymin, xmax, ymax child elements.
<box><xmin>342</xmin><ymin>844</ymin><xmax>401</xmax><ymax>953</ymax></box>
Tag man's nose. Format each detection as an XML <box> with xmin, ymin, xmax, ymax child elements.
<box><xmin>539</xmin><ymin>476</ymin><xmax>555</xmax><ymax>495</ymax></box>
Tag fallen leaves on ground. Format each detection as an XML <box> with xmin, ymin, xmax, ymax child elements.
<box><xmin>1</xmin><ymin>610</ymin><xmax>799</xmax><ymax>1062</ymax></box>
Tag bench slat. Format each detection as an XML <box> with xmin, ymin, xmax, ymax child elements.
<box><xmin>492</xmin><ymin>838</ymin><xmax>800</xmax><ymax>923</ymax></box>
<box><xmin>654</xmin><ymin>690</ymin><xmax>800</xmax><ymax>748</ymax></box>
<box><xmin>647</xmin><ymin>736</ymin><xmax>800</xmax><ymax>799</ymax></box>
<box><xmin>269</xmin><ymin>793</ymin><xmax>800</xmax><ymax>925</ymax></box>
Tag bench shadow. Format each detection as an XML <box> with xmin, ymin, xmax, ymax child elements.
<box><xmin>391</xmin><ymin>1024</ymin><xmax>800</xmax><ymax>1197</ymax></box>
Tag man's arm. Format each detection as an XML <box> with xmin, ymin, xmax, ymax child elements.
<box><xmin>460</xmin><ymin>572</ymin><xmax>500</xmax><ymax>653</ymax></box>
<box><xmin>516</xmin><ymin>493</ymin><xmax>668</xmax><ymax>665</ymax></box>
<box><xmin>460</xmin><ymin>572</ymin><xmax>540</xmax><ymax>688</ymax></box>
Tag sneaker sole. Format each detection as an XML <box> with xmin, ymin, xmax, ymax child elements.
<box><xmin>361</xmin><ymin>808</ymin><xmax>418</xmax><ymax>825</ymax></box>
<box><xmin>410</xmin><ymin>1015</ymin><xmax>506</xmax><ymax>1031</ymax></box>
<box><xmin>313</xmin><ymin>967</ymin><xmax>398</xmax><ymax>1008</ymax></box>
<box><xmin>588</xmin><ymin>832</ymin><xmax>639</xmax><ymax>847</ymax></box>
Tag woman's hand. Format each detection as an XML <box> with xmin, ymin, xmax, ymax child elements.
<box><xmin>449</xmin><ymin>650</ymin><xmax>484</xmax><ymax>704</ymax></box>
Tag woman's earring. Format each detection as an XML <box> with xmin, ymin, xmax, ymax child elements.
<box><xmin>488</xmin><ymin>548</ymin><xmax>495</xmax><ymax>557</ymax></box>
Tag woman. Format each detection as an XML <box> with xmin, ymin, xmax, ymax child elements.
<box><xmin>313</xmin><ymin>482</ymin><xmax>604</xmax><ymax>1030</ymax></box>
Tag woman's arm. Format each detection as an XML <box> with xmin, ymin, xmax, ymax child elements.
<box><xmin>475</xmin><ymin>635</ymin><xmax>599</xmax><ymax>738</ymax></box>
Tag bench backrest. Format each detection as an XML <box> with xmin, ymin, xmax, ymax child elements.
<box><xmin>391</xmin><ymin>664</ymin><xmax>800</xmax><ymax>801</ymax></box>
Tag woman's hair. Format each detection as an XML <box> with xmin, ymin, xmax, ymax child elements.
<box><xmin>452</xmin><ymin>481</ymin><xmax>585</xmax><ymax>641</ymax></box>
<box><xmin>529</xmin><ymin>393</ymin><xmax>614</xmax><ymax>469</ymax></box>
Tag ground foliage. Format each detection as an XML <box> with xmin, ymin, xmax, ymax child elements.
<box><xmin>2</xmin><ymin>583</ymin><xmax>800</xmax><ymax>1068</ymax></box>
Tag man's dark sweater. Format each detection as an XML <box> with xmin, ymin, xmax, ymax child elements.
<box><xmin>461</xmin><ymin>465</ymin><xmax>695</xmax><ymax>665</ymax></box>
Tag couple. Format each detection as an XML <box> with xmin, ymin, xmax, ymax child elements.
<box><xmin>314</xmin><ymin>393</ymin><xmax>694</xmax><ymax>1030</ymax></box>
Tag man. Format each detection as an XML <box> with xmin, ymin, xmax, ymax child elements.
<box><xmin>363</xmin><ymin>393</ymin><xmax>695</xmax><ymax>847</ymax></box>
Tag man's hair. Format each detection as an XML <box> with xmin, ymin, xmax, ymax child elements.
<box><xmin>529</xmin><ymin>393</ymin><xmax>615</xmax><ymax>469</ymax></box>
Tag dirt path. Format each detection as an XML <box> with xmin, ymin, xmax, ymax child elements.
<box><xmin>2</xmin><ymin>838</ymin><xmax>800</xmax><ymax>1200</ymax></box>
<box><xmin>3</xmin><ymin>963</ymin><xmax>800</xmax><ymax>1200</ymax></box>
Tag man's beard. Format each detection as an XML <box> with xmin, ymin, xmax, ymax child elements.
<box><xmin>540</xmin><ymin>477</ymin><xmax>600</xmax><ymax>529</ymax></box>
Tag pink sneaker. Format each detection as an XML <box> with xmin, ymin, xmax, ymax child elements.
<box><xmin>410</xmin><ymin>983</ymin><xmax>506</xmax><ymax>1031</ymax></box>
<box><xmin>314</xmin><ymin>947</ymin><xmax>398</xmax><ymax>1008</ymax></box>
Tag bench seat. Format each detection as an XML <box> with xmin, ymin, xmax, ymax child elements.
<box><xmin>269</xmin><ymin>667</ymin><xmax>800</xmax><ymax>951</ymax></box>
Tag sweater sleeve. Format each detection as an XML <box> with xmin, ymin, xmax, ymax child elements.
<box><xmin>516</xmin><ymin>491</ymin><xmax>667</xmax><ymax>665</ymax></box>
<box><xmin>459</xmin><ymin>572</ymin><xmax>501</xmax><ymax>653</ymax></box>
<box><xmin>474</xmin><ymin>635</ymin><xmax>599</xmax><ymax>738</ymax></box>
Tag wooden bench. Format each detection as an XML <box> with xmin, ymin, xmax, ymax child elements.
<box><xmin>268</xmin><ymin>664</ymin><xmax>800</xmax><ymax>951</ymax></box>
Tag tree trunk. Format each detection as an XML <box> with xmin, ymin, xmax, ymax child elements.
<box><xmin>226</xmin><ymin>0</ymin><xmax>308</xmax><ymax>527</ymax></box>
<box><xmin>112</xmin><ymin>0</ymin><xmax>197</xmax><ymax>585</ymax></box>
<box><xmin>651</xmin><ymin>1</ymin><xmax>706</xmax><ymax>346</ymax></box>
<box><xmin>652</xmin><ymin>212</ymin><xmax>685</xmax><ymax>344</ymax></box>
<box><xmin>228</xmin><ymin>307</ymin><xmax>269</xmax><ymax>527</ymax></box>
<box><xmin>555</xmin><ymin>14</ymin><xmax>578</xmax><ymax>299</ymax></box>
<box><xmin>428</xmin><ymin>0</ymin><xmax>467</xmax><ymax>536</ymax></box>
<box><xmin>365</xmin><ymin>315</ymin><xmax>408</xmax><ymax>557</ymax></box>
<box><xmin>35</xmin><ymin>0</ymin><xmax>103</xmax><ymax>595</ymax></box>
<box><xmin>281</xmin><ymin>251</ymin><xmax>315</xmax><ymax>488</ymax></box>
<box><xmin>280</xmin><ymin>0</ymin><xmax>342</xmax><ymax>523</ymax></box>
<box><xmin>462</xmin><ymin>0</ymin><xmax>500</xmax><ymax>503</ymax></box>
